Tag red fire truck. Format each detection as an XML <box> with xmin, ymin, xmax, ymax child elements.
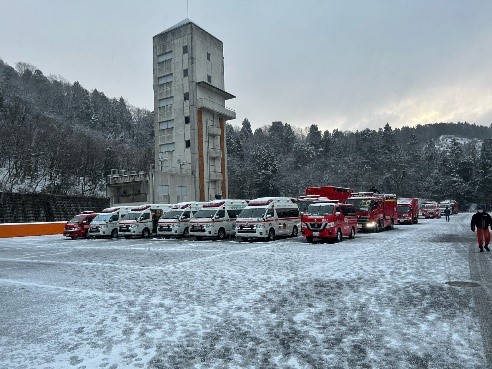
<box><xmin>346</xmin><ymin>192</ymin><xmax>397</xmax><ymax>232</ymax></box>
<box><xmin>422</xmin><ymin>201</ymin><xmax>441</xmax><ymax>219</ymax></box>
<box><xmin>397</xmin><ymin>198</ymin><xmax>419</xmax><ymax>224</ymax></box>
<box><xmin>301</xmin><ymin>201</ymin><xmax>358</xmax><ymax>243</ymax></box>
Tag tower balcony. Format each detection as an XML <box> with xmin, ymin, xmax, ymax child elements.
<box><xmin>208</xmin><ymin>126</ymin><xmax>221</xmax><ymax>136</ymax></box>
<box><xmin>197</xmin><ymin>98</ymin><xmax>236</xmax><ymax>120</ymax></box>
<box><xmin>209</xmin><ymin>172</ymin><xmax>222</xmax><ymax>181</ymax></box>
<box><xmin>209</xmin><ymin>148</ymin><xmax>221</xmax><ymax>158</ymax></box>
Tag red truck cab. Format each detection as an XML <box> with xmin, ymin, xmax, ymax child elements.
<box><xmin>397</xmin><ymin>198</ymin><xmax>419</xmax><ymax>224</ymax></box>
<box><xmin>301</xmin><ymin>202</ymin><xmax>357</xmax><ymax>243</ymax></box>
<box><xmin>422</xmin><ymin>202</ymin><xmax>441</xmax><ymax>219</ymax></box>
<box><xmin>347</xmin><ymin>193</ymin><xmax>397</xmax><ymax>232</ymax></box>
<box><xmin>63</xmin><ymin>211</ymin><xmax>97</xmax><ymax>239</ymax></box>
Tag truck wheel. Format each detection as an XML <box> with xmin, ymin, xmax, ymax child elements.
<box><xmin>183</xmin><ymin>227</ymin><xmax>190</xmax><ymax>238</ymax></box>
<box><xmin>71</xmin><ymin>235</ymin><xmax>78</xmax><ymax>240</ymax></box>
<box><xmin>111</xmin><ymin>229</ymin><xmax>118</xmax><ymax>238</ymax></box>
<box><xmin>217</xmin><ymin>228</ymin><xmax>226</xmax><ymax>240</ymax></box>
<box><xmin>291</xmin><ymin>225</ymin><xmax>298</xmax><ymax>237</ymax></box>
<box><xmin>336</xmin><ymin>229</ymin><xmax>343</xmax><ymax>243</ymax></box>
<box><xmin>195</xmin><ymin>236</ymin><xmax>203</xmax><ymax>241</ymax></box>
<box><xmin>377</xmin><ymin>220</ymin><xmax>384</xmax><ymax>232</ymax></box>
<box><xmin>142</xmin><ymin>228</ymin><xmax>150</xmax><ymax>238</ymax></box>
<box><xmin>349</xmin><ymin>227</ymin><xmax>355</xmax><ymax>239</ymax></box>
<box><xmin>306</xmin><ymin>237</ymin><xmax>313</xmax><ymax>244</ymax></box>
<box><xmin>267</xmin><ymin>228</ymin><xmax>275</xmax><ymax>241</ymax></box>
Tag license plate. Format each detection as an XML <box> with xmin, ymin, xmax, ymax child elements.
<box><xmin>313</xmin><ymin>232</ymin><xmax>319</xmax><ymax>236</ymax></box>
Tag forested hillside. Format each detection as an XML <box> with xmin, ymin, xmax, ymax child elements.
<box><xmin>0</xmin><ymin>59</ymin><xmax>154</xmax><ymax>195</ymax></box>
<box><xmin>227</xmin><ymin>119</ymin><xmax>492</xmax><ymax>208</ymax></box>
<box><xmin>2</xmin><ymin>59</ymin><xmax>492</xmax><ymax>208</ymax></box>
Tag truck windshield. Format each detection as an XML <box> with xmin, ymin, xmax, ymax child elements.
<box><xmin>238</xmin><ymin>208</ymin><xmax>267</xmax><ymax>218</ymax></box>
<box><xmin>296</xmin><ymin>201</ymin><xmax>311</xmax><ymax>214</ymax></box>
<box><xmin>125</xmin><ymin>212</ymin><xmax>142</xmax><ymax>220</ymax></box>
<box><xmin>161</xmin><ymin>210</ymin><xmax>183</xmax><ymax>219</ymax></box>
<box><xmin>347</xmin><ymin>198</ymin><xmax>372</xmax><ymax>212</ymax></box>
<box><xmin>424</xmin><ymin>204</ymin><xmax>436</xmax><ymax>209</ymax></box>
<box><xmin>68</xmin><ymin>215</ymin><xmax>87</xmax><ymax>223</ymax></box>
<box><xmin>397</xmin><ymin>205</ymin><xmax>410</xmax><ymax>212</ymax></box>
<box><xmin>92</xmin><ymin>213</ymin><xmax>112</xmax><ymax>222</ymax></box>
<box><xmin>307</xmin><ymin>204</ymin><xmax>334</xmax><ymax>215</ymax></box>
<box><xmin>193</xmin><ymin>209</ymin><xmax>217</xmax><ymax>219</ymax></box>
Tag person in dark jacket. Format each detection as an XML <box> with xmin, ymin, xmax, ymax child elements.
<box><xmin>444</xmin><ymin>206</ymin><xmax>451</xmax><ymax>222</ymax></box>
<box><xmin>471</xmin><ymin>205</ymin><xmax>492</xmax><ymax>252</ymax></box>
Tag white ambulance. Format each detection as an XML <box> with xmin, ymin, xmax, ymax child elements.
<box><xmin>118</xmin><ymin>203</ymin><xmax>172</xmax><ymax>238</ymax></box>
<box><xmin>157</xmin><ymin>202</ymin><xmax>205</xmax><ymax>238</ymax></box>
<box><xmin>235</xmin><ymin>197</ymin><xmax>301</xmax><ymax>241</ymax></box>
<box><xmin>189</xmin><ymin>199</ymin><xmax>247</xmax><ymax>240</ymax></box>
<box><xmin>88</xmin><ymin>206</ymin><xmax>132</xmax><ymax>238</ymax></box>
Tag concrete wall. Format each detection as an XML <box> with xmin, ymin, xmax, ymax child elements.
<box><xmin>0</xmin><ymin>192</ymin><xmax>109</xmax><ymax>223</ymax></box>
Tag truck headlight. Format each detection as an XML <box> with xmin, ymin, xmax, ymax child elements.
<box><xmin>366</xmin><ymin>221</ymin><xmax>376</xmax><ymax>228</ymax></box>
<box><xmin>326</xmin><ymin>222</ymin><xmax>335</xmax><ymax>227</ymax></box>
<box><xmin>130</xmin><ymin>224</ymin><xmax>138</xmax><ymax>228</ymax></box>
<box><xmin>205</xmin><ymin>224</ymin><xmax>214</xmax><ymax>228</ymax></box>
<box><xmin>255</xmin><ymin>224</ymin><xmax>266</xmax><ymax>229</ymax></box>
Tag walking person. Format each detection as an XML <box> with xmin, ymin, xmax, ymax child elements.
<box><xmin>470</xmin><ymin>205</ymin><xmax>492</xmax><ymax>252</ymax></box>
<box><xmin>444</xmin><ymin>206</ymin><xmax>451</xmax><ymax>222</ymax></box>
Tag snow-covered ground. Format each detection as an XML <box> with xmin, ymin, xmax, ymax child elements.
<box><xmin>0</xmin><ymin>213</ymin><xmax>489</xmax><ymax>369</ymax></box>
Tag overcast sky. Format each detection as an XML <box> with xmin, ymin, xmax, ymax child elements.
<box><xmin>1</xmin><ymin>0</ymin><xmax>491</xmax><ymax>132</ymax></box>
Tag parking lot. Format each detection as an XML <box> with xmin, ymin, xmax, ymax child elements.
<box><xmin>1</xmin><ymin>214</ymin><xmax>491</xmax><ymax>369</ymax></box>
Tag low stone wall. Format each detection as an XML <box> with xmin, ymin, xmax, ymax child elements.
<box><xmin>0</xmin><ymin>192</ymin><xmax>109</xmax><ymax>223</ymax></box>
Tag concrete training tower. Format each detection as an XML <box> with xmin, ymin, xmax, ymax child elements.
<box><xmin>151</xmin><ymin>19</ymin><xmax>236</xmax><ymax>203</ymax></box>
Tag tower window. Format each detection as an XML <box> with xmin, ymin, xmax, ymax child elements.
<box><xmin>183</xmin><ymin>68</ymin><xmax>188</xmax><ymax>77</ymax></box>
<box><xmin>183</xmin><ymin>45</ymin><xmax>188</xmax><ymax>54</ymax></box>
<box><xmin>207</xmin><ymin>75</ymin><xmax>212</xmax><ymax>83</ymax></box>
<box><xmin>207</xmin><ymin>52</ymin><xmax>211</xmax><ymax>61</ymax></box>
<box><xmin>185</xmin><ymin>140</ymin><xmax>191</xmax><ymax>148</ymax></box>
<box><xmin>185</xmin><ymin>116</ymin><xmax>190</xmax><ymax>124</ymax></box>
<box><xmin>158</xmin><ymin>185</ymin><xmax>169</xmax><ymax>196</ymax></box>
<box><xmin>184</xmin><ymin>92</ymin><xmax>189</xmax><ymax>101</ymax></box>
<box><xmin>177</xmin><ymin>186</ymin><xmax>187</xmax><ymax>196</ymax></box>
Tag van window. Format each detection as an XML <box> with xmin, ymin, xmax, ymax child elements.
<box><xmin>181</xmin><ymin>211</ymin><xmax>190</xmax><ymax>219</ymax></box>
<box><xmin>227</xmin><ymin>209</ymin><xmax>243</xmax><ymax>219</ymax></box>
<box><xmin>266</xmin><ymin>209</ymin><xmax>274</xmax><ymax>218</ymax></box>
<box><xmin>216</xmin><ymin>210</ymin><xmax>226</xmax><ymax>219</ymax></box>
<box><xmin>277</xmin><ymin>208</ymin><xmax>299</xmax><ymax>218</ymax></box>
<box><xmin>110</xmin><ymin>214</ymin><xmax>119</xmax><ymax>222</ymax></box>
<box><xmin>140</xmin><ymin>212</ymin><xmax>150</xmax><ymax>221</ymax></box>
